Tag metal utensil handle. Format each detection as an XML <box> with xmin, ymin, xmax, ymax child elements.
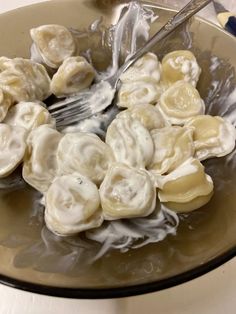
<box><xmin>118</xmin><ymin>0</ymin><xmax>212</xmax><ymax>75</ymax></box>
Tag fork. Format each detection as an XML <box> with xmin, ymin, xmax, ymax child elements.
<box><xmin>48</xmin><ymin>0</ymin><xmax>211</xmax><ymax>129</ymax></box>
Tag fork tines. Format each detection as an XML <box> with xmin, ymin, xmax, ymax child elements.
<box><xmin>48</xmin><ymin>96</ymin><xmax>93</xmax><ymax>128</ymax></box>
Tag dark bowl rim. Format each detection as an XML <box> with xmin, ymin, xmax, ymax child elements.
<box><xmin>0</xmin><ymin>246</ymin><xmax>235</xmax><ymax>298</ymax></box>
<box><xmin>0</xmin><ymin>1</ymin><xmax>236</xmax><ymax>299</ymax></box>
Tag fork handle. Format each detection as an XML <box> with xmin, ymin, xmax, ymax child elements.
<box><xmin>117</xmin><ymin>0</ymin><xmax>212</xmax><ymax>76</ymax></box>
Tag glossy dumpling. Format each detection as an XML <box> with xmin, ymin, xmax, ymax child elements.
<box><xmin>158</xmin><ymin>81</ymin><xmax>205</xmax><ymax>125</ymax></box>
<box><xmin>0</xmin><ymin>57</ymin><xmax>51</xmax><ymax>102</ymax></box>
<box><xmin>30</xmin><ymin>24</ymin><xmax>76</xmax><ymax>69</ymax></box>
<box><xmin>0</xmin><ymin>89</ymin><xmax>13</xmax><ymax>122</ymax></box>
<box><xmin>185</xmin><ymin>115</ymin><xmax>236</xmax><ymax>160</ymax></box>
<box><xmin>161</xmin><ymin>50</ymin><xmax>201</xmax><ymax>86</ymax></box>
<box><xmin>120</xmin><ymin>52</ymin><xmax>161</xmax><ymax>83</ymax></box>
<box><xmin>45</xmin><ymin>173</ymin><xmax>102</xmax><ymax>236</ymax></box>
<box><xmin>51</xmin><ymin>56</ymin><xmax>95</xmax><ymax>97</ymax></box>
<box><xmin>158</xmin><ymin>158</ymin><xmax>214</xmax><ymax>213</ymax></box>
<box><xmin>0</xmin><ymin>124</ymin><xmax>27</xmax><ymax>178</ymax></box>
<box><xmin>57</xmin><ymin>132</ymin><xmax>114</xmax><ymax>185</ymax></box>
<box><xmin>117</xmin><ymin>81</ymin><xmax>159</xmax><ymax>109</ymax></box>
<box><xmin>4</xmin><ymin>101</ymin><xmax>54</xmax><ymax>131</ymax></box>
<box><xmin>149</xmin><ymin>126</ymin><xmax>194</xmax><ymax>175</ymax></box>
<box><xmin>106</xmin><ymin>114</ymin><xmax>154</xmax><ymax>168</ymax></box>
<box><xmin>23</xmin><ymin>125</ymin><xmax>63</xmax><ymax>193</ymax></box>
<box><xmin>100</xmin><ymin>163</ymin><xmax>156</xmax><ymax>220</ymax></box>
<box><xmin>118</xmin><ymin>103</ymin><xmax>168</xmax><ymax>131</ymax></box>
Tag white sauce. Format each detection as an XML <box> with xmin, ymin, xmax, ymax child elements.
<box><xmin>106</xmin><ymin>115</ymin><xmax>154</xmax><ymax>168</ymax></box>
<box><xmin>120</xmin><ymin>52</ymin><xmax>161</xmax><ymax>83</ymax></box>
<box><xmin>221</xmin><ymin>88</ymin><xmax>236</xmax><ymax>126</ymax></box>
<box><xmin>59</xmin><ymin>1</ymin><xmax>158</xmax><ymax>134</ymax></box>
<box><xmin>22</xmin><ymin>1</ymin><xmax>234</xmax><ymax>261</ymax></box>
<box><xmin>100</xmin><ymin>163</ymin><xmax>156</xmax><ymax>219</ymax></box>
<box><xmin>45</xmin><ymin>173</ymin><xmax>102</xmax><ymax>236</ymax></box>
<box><xmin>168</xmin><ymin>56</ymin><xmax>201</xmax><ymax>86</ymax></box>
<box><xmin>155</xmin><ymin>158</ymin><xmax>198</xmax><ymax>189</ymax></box>
<box><xmin>4</xmin><ymin>101</ymin><xmax>54</xmax><ymax>132</ymax></box>
<box><xmin>86</xmin><ymin>206</ymin><xmax>178</xmax><ymax>261</ymax></box>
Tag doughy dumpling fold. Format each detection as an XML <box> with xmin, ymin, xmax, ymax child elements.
<box><xmin>149</xmin><ymin>126</ymin><xmax>194</xmax><ymax>175</ymax></box>
<box><xmin>51</xmin><ymin>56</ymin><xmax>95</xmax><ymax>97</ymax></box>
<box><xmin>120</xmin><ymin>52</ymin><xmax>161</xmax><ymax>83</ymax></box>
<box><xmin>161</xmin><ymin>50</ymin><xmax>201</xmax><ymax>86</ymax></box>
<box><xmin>0</xmin><ymin>124</ymin><xmax>27</xmax><ymax>178</ymax></box>
<box><xmin>4</xmin><ymin>101</ymin><xmax>54</xmax><ymax>131</ymax></box>
<box><xmin>0</xmin><ymin>89</ymin><xmax>13</xmax><ymax>122</ymax></box>
<box><xmin>118</xmin><ymin>103</ymin><xmax>168</xmax><ymax>131</ymax></box>
<box><xmin>158</xmin><ymin>158</ymin><xmax>214</xmax><ymax>213</ymax></box>
<box><xmin>0</xmin><ymin>57</ymin><xmax>51</xmax><ymax>102</ymax></box>
<box><xmin>45</xmin><ymin>173</ymin><xmax>102</xmax><ymax>236</ymax></box>
<box><xmin>30</xmin><ymin>24</ymin><xmax>76</xmax><ymax>69</ymax></box>
<box><xmin>57</xmin><ymin>132</ymin><xmax>114</xmax><ymax>185</ymax></box>
<box><xmin>117</xmin><ymin>81</ymin><xmax>159</xmax><ymax>109</ymax></box>
<box><xmin>185</xmin><ymin>115</ymin><xmax>236</xmax><ymax>160</ymax></box>
<box><xmin>106</xmin><ymin>114</ymin><xmax>154</xmax><ymax>168</ymax></box>
<box><xmin>23</xmin><ymin>125</ymin><xmax>63</xmax><ymax>193</ymax></box>
<box><xmin>99</xmin><ymin>163</ymin><xmax>156</xmax><ymax>220</ymax></box>
<box><xmin>158</xmin><ymin>81</ymin><xmax>205</xmax><ymax>125</ymax></box>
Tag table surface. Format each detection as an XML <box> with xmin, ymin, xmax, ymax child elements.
<box><xmin>0</xmin><ymin>1</ymin><xmax>236</xmax><ymax>313</ymax></box>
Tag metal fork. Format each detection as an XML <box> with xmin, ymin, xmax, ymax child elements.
<box><xmin>48</xmin><ymin>0</ymin><xmax>211</xmax><ymax>129</ymax></box>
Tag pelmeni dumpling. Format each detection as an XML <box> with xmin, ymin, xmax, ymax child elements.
<box><xmin>51</xmin><ymin>56</ymin><xmax>95</xmax><ymax>97</ymax></box>
<box><xmin>23</xmin><ymin>125</ymin><xmax>63</xmax><ymax>193</ymax></box>
<box><xmin>185</xmin><ymin>115</ymin><xmax>236</xmax><ymax>160</ymax></box>
<box><xmin>158</xmin><ymin>81</ymin><xmax>205</xmax><ymax>125</ymax></box>
<box><xmin>118</xmin><ymin>104</ymin><xmax>168</xmax><ymax>131</ymax></box>
<box><xmin>57</xmin><ymin>132</ymin><xmax>114</xmax><ymax>185</ymax></box>
<box><xmin>149</xmin><ymin>126</ymin><xmax>194</xmax><ymax>175</ymax></box>
<box><xmin>0</xmin><ymin>57</ymin><xmax>51</xmax><ymax>102</ymax></box>
<box><xmin>120</xmin><ymin>52</ymin><xmax>161</xmax><ymax>83</ymax></box>
<box><xmin>100</xmin><ymin>163</ymin><xmax>156</xmax><ymax>220</ymax></box>
<box><xmin>106</xmin><ymin>114</ymin><xmax>154</xmax><ymax>168</ymax></box>
<box><xmin>161</xmin><ymin>50</ymin><xmax>201</xmax><ymax>87</ymax></box>
<box><xmin>0</xmin><ymin>124</ymin><xmax>27</xmax><ymax>178</ymax></box>
<box><xmin>30</xmin><ymin>24</ymin><xmax>76</xmax><ymax>69</ymax></box>
<box><xmin>158</xmin><ymin>158</ymin><xmax>214</xmax><ymax>213</ymax></box>
<box><xmin>45</xmin><ymin>173</ymin><xmax>102</xmax><ymax>236</ymax></box>
<box><xmin>117</xmin><ymin>81</ymin><xmax>159</xmax><ymax>109</ymax></box>
<box><xmin>4</xmin><ymin>101</ymin><xmax>54</xmax><ymax>132</ymax></box>
<box><xmin>0</xmin><ymin>89</ymin><xmax>13</xmax><ymax>122</ymax></box>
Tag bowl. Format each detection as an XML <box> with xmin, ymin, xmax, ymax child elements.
<box><xmin>0</xmin><ymin>0</ymin><xmax>236</xmax><ymax>299</ymax></box>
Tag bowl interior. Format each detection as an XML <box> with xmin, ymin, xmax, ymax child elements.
<box><xmin>0</xmin><ymin>0</ymin><xmax>236</xmax><ymax>297</ymax></box>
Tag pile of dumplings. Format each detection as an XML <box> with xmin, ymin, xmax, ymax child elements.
<box><xmin>0</xmin><ymin>24</ymin><xmax>235</xmax><ymax>238</ymax></box>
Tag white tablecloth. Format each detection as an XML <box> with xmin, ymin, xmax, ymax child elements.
<box><xmin>0</xmin><ymin>1</ymin><xmax>236</xmax><ymax>313</ymax></box>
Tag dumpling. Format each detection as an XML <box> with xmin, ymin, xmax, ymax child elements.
<box><xmin>0</xmin><ymin>57</ymin><xmax>51</xmax><ymax>102</ymax></box>
<box><xmin>120</xmin><ymin>52</ymin><xmax>161</xmax><ymax>83</ymax></box>
<box><xmin>158</xmin><ymin>158</ymin><xmax>214</xmax><ymax>213</ymax></box>
<box><xmin>45</xmin><ymin>173</ymin><xmax>102</xmax><ymax>236</ymax></box>
<box><xmin>185</xmin><ymin>115</ymin><xmax>236</xmax><ymax>160</ymax></box>
<box><xmin>161</xmin><ymin>50</ymin><xmax>201</xmax><ymax>87</ymax></box>
<box><xmin>99</xmin><ymin>163</ymin><xmax>156</xmax><ymax>220</ymax></box>
<box><xmin>149</xmin><ymin>126</ymin><xmax>194</xmax><ymax>175</ymax></box>
<box><xmin>4</xmin><ymin>101</ymin><xmax>54</xmax><ymax>132</ymax></box>
<box><xmin>0</xmin><ymin>89</ymin><xmax>13</xmax><ymax>122</ymax></box>
<box><xmin>106</xmin><ymin>114</ymin><xmax>154</xmax><ymax>168</ymax></box>
<box><xmin>118</xmin><ymin>103</ymin><xmax>168</xmax><ymax>131</ymax></box>
<box><xmin>51</xmin><ymin>56</ymin><xmax>95</xmax><ymax>97</ymax></box>
<box><xmin>0</xmin><ymin>124</ymin><xmax>27</xmax><ymax>178</ymax></box>
<box><xmin>30</xmin><ymin>24</ymin><xmax>76</xmax><ymax>69</ymax></box>
<box><xmin>23</xmin><ymin>125</ymin><xmax>63</xmax><ymax>193</ymax></box>
<box><xmin>158</xmin><ymin>81</ymin><xmax>205</xmax><ymax>125</ymax></box>
<box><xmin>117</xmin><ymin>81</ymin><xmax>159</xmax><ymax>109</ymax></box>
<box><xmin>57</xmin><ymin>132</ymin><xmax>114</xmax><ymax>185</ymax></box>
